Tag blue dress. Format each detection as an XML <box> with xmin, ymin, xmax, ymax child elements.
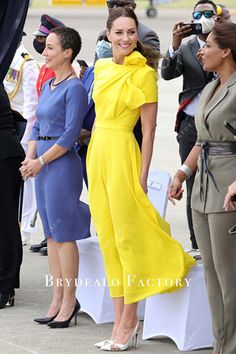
<box><xmin>31</xmin><ymin>78</ymin><xmax>90</xmax><ymax>242</ymax></box>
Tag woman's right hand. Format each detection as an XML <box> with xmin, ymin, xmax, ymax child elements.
<box><xmin>168</xmin><ymin>175</ymin><xmax>184</xmax><ymax>205</ymax></box>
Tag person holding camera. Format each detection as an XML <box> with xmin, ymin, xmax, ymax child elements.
<box><xmin>161</xmin><ymin>0</ymin><xmax>219</xmax><ymax>252</ymax></box>
<box><xmin>169</xmin><ymin>22</ymin><xmax>236</xmax><ymax>354</ymax></box>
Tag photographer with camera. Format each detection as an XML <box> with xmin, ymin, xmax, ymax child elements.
<box><xmin>161</xmin><ymin>0</ymin><xmax>218</xmax><ymax>253</ymax></box>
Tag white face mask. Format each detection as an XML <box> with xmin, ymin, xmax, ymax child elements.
<box><xmin>194</xmin><ymin>16</ymin><xmax>216</xmax><ymax>34</ymax></box>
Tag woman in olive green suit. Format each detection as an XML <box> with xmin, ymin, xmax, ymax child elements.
<box><xmin>169</xmin><ymin>23</ymin><xmax>236</xmax><ymax>354</ymax></box>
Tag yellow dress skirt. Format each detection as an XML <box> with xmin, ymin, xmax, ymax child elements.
<box><xmin>87</xmin><ymin>52</ymin><xmax>196</xmax><ymax>304</ymax></box>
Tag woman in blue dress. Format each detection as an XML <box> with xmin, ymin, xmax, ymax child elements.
<box><xmin>20</xmin><ymin>27</ymin><xmax>90</xmax><ymax>328</ymax></box>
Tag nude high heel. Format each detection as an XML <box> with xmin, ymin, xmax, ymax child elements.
<box><xmin>94</xmin><ymin>339</ymin><xmax>113</xmax><ymax>348</ymax></box>
<box><xmin>100</xmin><ymin>321</ymin><xmax>140</xmax><ymax>351</ymax></box>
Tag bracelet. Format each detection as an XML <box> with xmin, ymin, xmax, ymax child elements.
<box><xmin>178</xmin><ymin>164</ymin><xmax>193</xmax><ymax>179</ymax></box>
<box><xmin>38</xmin><ymin>155</ymin><xmax>45</xmax><ymax>166</ymax></box>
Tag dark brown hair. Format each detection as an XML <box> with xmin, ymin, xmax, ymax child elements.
<box><xmin>51</xmin><ymin>27</ymin><xmax>82</xmax><ymax>63</ymax></box>
<box><xmin>212</xmin><ymin>23</ymin><xmax>236</xmax><ymax>63</ymax></box>
<box><xmin>106</xmin><ymin>8</ymin><xmax>159</xmax><ymax>70</ymax></box>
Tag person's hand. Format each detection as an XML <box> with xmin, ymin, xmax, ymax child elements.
<box><xmin>140</xmin><ymin>175</ymin><xmax>148</xmax><ymax>194</ymax></box>
<box><xmin>196</xmin><ymin>48</ymin><xmax>204</xmax><ymax>63</ymax></box>
<box><xmin>172</xmin><ymin>22</ymin><xmax>193</xmax><ymax>51</ymax></box>
<box><xmin>20</xmin><ymin>158</ymin><xmax>31</xmax><ymax>178</ymax></box>
<box><xmin>78</xmin><ymin>129</ymin><xmax>91</xmax><ymax>145</ymax></box>
<box><xmin>168</xmin><ymin>175</ymin><xmax>184</xmax><ymax>205</ymax></box>
<box><xmin>223</xmin><ymin>181</ymin><xmax>236</xmax><ymax>211</ymax></box>
<box><xmin>79</xmin><ymin>66</ymin><xmax>88</xmax><ymax>80</ymax></box>
<box><xmin>20</xmin><ymin>158</ymin><xmax>43</xmax><ymax>178</ymax></box>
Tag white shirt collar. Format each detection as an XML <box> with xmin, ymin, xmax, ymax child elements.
<box><xmin>197</xmin><ymin>36</ymin><xmax>205</xmax><ymax>49</ymax></box>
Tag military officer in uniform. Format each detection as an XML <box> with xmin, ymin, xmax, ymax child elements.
<box><xmin>33</xmin><ymin>14</ymin><xmax>65</xmax><ymax>96</ymax></box>
<box><xmin>4</xmin><ymin>36</ymin><xmax>39</xmax><ymax>245</ymax></box>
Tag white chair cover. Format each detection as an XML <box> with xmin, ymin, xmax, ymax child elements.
<box><xmin>142</xmin><ymin>263</ymin><xmax>214</xmax><ymax>351</ymax></box>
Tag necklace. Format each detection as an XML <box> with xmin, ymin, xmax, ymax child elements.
<box><xmin>51</xmin><ymin>72</ymin><xmax>74</xmax><ymax>87</ymax></box>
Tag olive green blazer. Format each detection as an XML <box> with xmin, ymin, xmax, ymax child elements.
<box><xmin>191</xmin><ymin>71</ymin><xmax>236</xmax><ymax>213</ymax></box>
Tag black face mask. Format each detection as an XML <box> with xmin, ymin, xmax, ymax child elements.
<box><xmin>33</xmin><ymin>38</ymin><xmax>45</xmax><ymax>54</ymax></box>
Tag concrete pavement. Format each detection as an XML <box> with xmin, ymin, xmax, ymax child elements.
<box><xmin>0</xmin><ymin>239</ymin><xmax>212</xmax><ymax>354</ymax></box>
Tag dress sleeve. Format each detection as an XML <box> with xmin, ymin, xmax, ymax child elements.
<box><xmin>195</xmin><ymin>139</ymin><xmax>202</xmax><ymax>146</ymax></box>
<box><xmin>30</xmin><ymin>119</ymin><xmax>39</xmax><ymax>141</ymax></box>
<box><xmin>56</xmin><ymin>83</ymin><xmax>88</xmax><ymax>150</ymax></box>
<box><xmin>140</xmin><ymin>68</ymin><xmax>158</xmax><ymax>103</ymax></box>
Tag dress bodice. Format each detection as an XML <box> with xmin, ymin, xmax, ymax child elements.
<box><xmin>93</xmin><ymin>51</ymin><xmax>157</xmax><ymax>131</ymax></box>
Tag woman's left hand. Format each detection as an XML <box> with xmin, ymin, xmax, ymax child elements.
<box><xmin>224</xmin><ymin>181</ymin><xmax>236</xmax><ymax>211</ymax></box>
<box><xmin>140</xmin><ymin>175</ymin><xmax>148</xmax><ymax>194</ymax></box>
<box><xmin>20</xmin><ymin>158</ymin><xmax>43</xmax><ymax>178</ymax></box>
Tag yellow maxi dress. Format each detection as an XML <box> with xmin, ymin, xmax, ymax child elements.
<box><xmin>87</xmin><ymin>51</ymin><xmax>196</xmax><ymax>305</ymax></box>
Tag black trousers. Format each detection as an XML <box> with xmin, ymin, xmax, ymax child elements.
<box><xmin>0</xmin><ymin>157</ymin><xmax>23</xmax><ymax>292</ymax></box>
<box><xmin>177</xmin><ymin>115</ymin><xmax>198</xmax><ymax>249</ymax></box>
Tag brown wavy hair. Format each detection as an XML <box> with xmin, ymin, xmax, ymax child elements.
<box><xmin>106</xmin><ymin>8</ymin><xmax>160</xmax><ymax>70</ymax></box>
<box><xmin>212</xmin><ymin>22</ymin><xmax>236</xmax><ymax>63</ymax></box>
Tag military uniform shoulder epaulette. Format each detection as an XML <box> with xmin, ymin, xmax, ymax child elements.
<box><xmin>21</xmin><ymin>52</ymin><xmax>33</xmax><ymax>61</ymax></box>
<box><xmin>7</xmin><ymin>53</ymin><xmax>35</xmax><ymax>100</ymax></box>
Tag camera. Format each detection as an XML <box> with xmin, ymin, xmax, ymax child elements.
<box><xmin>184</xmin><ymin>23</ymin><xmax>202</xmax><ymax>35</ymax></box>
<box><xmin>77</xmin><ymin>60</ymin><xmax>88</xmax><ymax>68</ymax></box>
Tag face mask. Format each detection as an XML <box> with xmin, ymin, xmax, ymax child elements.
<box><xmin>194</xmin><ymin>16</ymin><xmax>215</xmax><ymax>34</ymax></box>
<box><xmin>96</xmin><ymin>40</ymin><xmax>112</xmax><ymax>59</ymax></box>
<box><xmin>33</xmin><ymin>38</ymin><xmax>46</xmax><ymax>54</ymax></box>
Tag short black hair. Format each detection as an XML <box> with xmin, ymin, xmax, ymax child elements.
<box><xmin>51</xmin><ymin>27</ymin><xmax>82</xmax><ymax>63</ymax></box>
<box><xmin>194</xmin><ymin>0</ymin><xmax>217</xmax><ymax>13</ymax></box>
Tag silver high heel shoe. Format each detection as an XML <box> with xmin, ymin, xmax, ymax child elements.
<box><xmin>100</xmin><ymin>321</ymin><xmax>140</xmax><ymax>351</ymax></box>
<box><xmin>94</xmin><ymin>339</ymin><xmax>113</xmax><ymax>348</ymax></box>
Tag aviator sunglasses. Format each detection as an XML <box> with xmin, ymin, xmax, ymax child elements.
<box><xmin>106</xmin><ymin>1</ymin><xmax>135</xmax><ymax>8</ymax></box>
<box><xmin>192</xmin><ymin>10</ymin><xmax>215</xmax><ymax>20</ymax></box>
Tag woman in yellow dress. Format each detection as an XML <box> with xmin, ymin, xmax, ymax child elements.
<box><xmin>87</xmin><ymin>8</ymin><xmax>196</xmax><ymax>351</ymax></box>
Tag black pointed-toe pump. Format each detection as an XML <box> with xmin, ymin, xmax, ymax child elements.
<box><xmin>47</xmin><ymin>299</ymin><xmax>81</xmax><ymax>328</ymax></box>
<box><xmin>34</xmin><ymin>312</ymin><xmax>59</xmax><ymax>325</ymax></box>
